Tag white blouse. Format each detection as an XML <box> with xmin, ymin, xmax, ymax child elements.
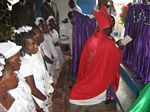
<box><xmin>8</xmin><ymin>72</ymin><xmax>36</xmax><ymax>112</ymax></box>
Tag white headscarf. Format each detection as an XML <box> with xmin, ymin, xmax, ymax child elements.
<box><xmin>35</xmin><ymin>17</ymin><xmax>44</xmax><ymax>26</ymax></box>
<box><xmin>14</xmin><ymin>26</ymin><xmax>32</xmax><ymax>34</ymax></box>
<box><xmin>0</xmin><ymin>41</ymin><xmax>22</xmax><ymax>76</ymax></box>
<box><xmin>46</xmin><ymin>16</ymin><xmax>55</xmax><ymax>25</ymax></box>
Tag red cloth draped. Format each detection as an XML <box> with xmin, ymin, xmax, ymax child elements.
<box><xmin>69</xmin><ymin>30</ymin><xmax>121</xmax><ymax>100</ymax></box>
<box><xmin>69</xmin><ymin>5</ymin><xmax>121</xmax><ymax>100</ymax></box>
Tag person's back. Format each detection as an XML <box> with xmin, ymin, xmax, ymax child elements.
<box><xmin>41</xmin><ymin>0</ymin><xmax>60</xmax><ymax>34</ymax></box>
<box><xmin>12</xmin><ymin>0</ymin><xmax>35</xmax><ymax>28</ymax></box>
<box><xmin>0</xmin><ymin>41</ymin><xmax>36</xmax><ymax>112</ymax></box>
<box><xmin>69</xmin><ymin>1</ymin><xmax>121</xmax><ymax>109</ymax></box>
<box><xmin>41</xmin><ymin>0</ymin><xmax>56</xmax><ymax>20</ymax></box>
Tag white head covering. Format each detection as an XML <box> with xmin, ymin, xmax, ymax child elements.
<box><xmin>0</xmin><ymin>41</ymin><xmax>22</xmax><ymax>59</ymax></box>
<box><xmin>14</xmin><ymin>26</ymin><xmax>32</xmax><ymax>34</ymax></box>
<box><xmin>0</xmin><ymin>55</ymin><xmax>5</xmax><ymax>76</ymax></box>
<box><xmin>0</xmin><ymin>41</ymin><xmax>21</xmax><ymax>76</ymax></box>
<box><xmin>46</xmin><ymin>16</ymin><xmax>55</xmax><ymax>25</ymax></box>
<box><xmin>35</xmin><ymin>17</ymin><xmax>44</xmax><ymax>26</ymax></box>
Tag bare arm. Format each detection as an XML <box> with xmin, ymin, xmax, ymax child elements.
<box><xmin>33</xmin><ymin>99</ymin><xmax>43</xmax><ymax>112</ymax></box>
<box><xmin>25</xmin><ymin>75</ymin><xmax>47</xmax><ymax>101</ymax></box>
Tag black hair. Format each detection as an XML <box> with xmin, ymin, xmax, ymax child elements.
<box><xmin>39</xmin><ymin>19</ymin><xmax>46</xmax><ymax>26</ymax></box>
<box><xmin>68</xmin><ymin>11</ymin><xmax>73</xmax><ymax>20</ymax></box>
<box><xmin>14</xmin><ymin>31</ymin><xmax>35</xmax><ymax>56</ymax></box>
<box><xmin>28</xmin><ymin>23</ymin><xmax>40</xmax><ymax>36</ymax></box>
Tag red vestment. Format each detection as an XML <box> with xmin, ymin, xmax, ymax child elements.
<box><xmin>69</xmin><ymin>5</ymin><xmax>122</xmax><ymax>100</ymax></box>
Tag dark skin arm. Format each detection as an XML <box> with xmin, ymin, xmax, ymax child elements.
<box><xmin>33</xmin><ymin>99</ymin><xmax>43</xmax><ymax>112</ymax></box>
<box><xmin>25</xmin><ymin>75</ymin><xmax>47</xmax><ymax>101</ymax></box>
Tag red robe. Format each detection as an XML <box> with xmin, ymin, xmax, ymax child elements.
<box><xmin>69</xmin><ymin>30</ymin><xmax>122</xmax><ymax>100</ymax></box>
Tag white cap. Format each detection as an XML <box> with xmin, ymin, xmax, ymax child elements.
<box><xmin>46</xmin><ymin>16</ymin><xmax>55</xmax><ymax>25</ymax></box>
<box><xmin>35</xmin><ymin>17</ymin><xmax>44</xmax><ymax>26</ymax></box>
<box><xmin>0</xmin><ymin>41</ymin><xmax>22</xmax><ymax>59</ymax></box>
<box><xmin>0</xmin><ymin>41</ymin><xmax>21</xmax><ymax>76</ymax></box>
<box><xmin>14</xmin><ymin>26</ymin><xmax>32</xmax><ymax>34</ymax></box>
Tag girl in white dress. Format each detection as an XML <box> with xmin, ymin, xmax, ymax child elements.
<box><xmin>35</xmin><ymin>17</ymin><xmax>60</xmax><ymax>75</ymax></box>
<box><xmin>0</xmin><ymin>41</ymin><xmax>36</xmax><ymax>112</ymax></box>
<box><xmin>46</xmin><ymin>16</ymin><xmax>65</xmax><ymax>68</ymax></box>
<box><xmin>14</xmin><ymin>27</ymin><xmax>54</xmax><ymax>112</ymax></box>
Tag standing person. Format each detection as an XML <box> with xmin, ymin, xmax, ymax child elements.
<box><xmin>46</xmin><ymin>16</ymin><xmax>64</xmax><ymax>68</ymax></box>
<box><xmin>11</xmin><ymin>0</ymin><xmax>36</xmax><ymax>28</ymax></box>
<box><xmin>41</xmin><ymin>0</ymin><xmax>60</xmax><ymax>33</ymax></box>
<box><xmin>68</xmin><ymin>0</ymin><xmax>82</xmax><ymax>55</ymax></box>
<box><xmin>0</xmin><ymin>41</ymin><xmax>36</xmax><ymax>112</ymax></box>
<box><xmin>0</xmin><ymin>62</ymin><xmax>19</xmax><ymax>111</ymax></box>
<box><xmin>68</xmin><ymin>0</ymin><xmax>121</xmax><ymax>110</ymax></box>
<box><xmin>68</xmin><ymin>0</ymin><xmax>82</xmax><ymax>13</ymax></box>
<box><xmin>14</xmin><ymin>27</ymin><xmax>52</xmax><ymax>112</ymax></box>
<box><xmin>35</xmin><ymin>17</ymin><xmax>59</xmax><ymax>75</ymax></box>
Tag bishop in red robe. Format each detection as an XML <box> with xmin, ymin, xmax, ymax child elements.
<box><xmin>69</xmin><ymin>0</ymin><xmax>121</xmax><ymax>105</ymax></box>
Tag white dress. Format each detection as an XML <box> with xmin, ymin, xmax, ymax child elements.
<box><xmin>49</xmin><ymin>29</ymin><xmax>65</xmax><ymax>67</ymax></box>
<box><xmin>21</xmin><ymin>53</ymin><xmax>54</xmax><ymax>112</ymax></box>
<box><xmin>42</xmin><ymin>33</ymin><xmax>60</xmax><ymax>73</ymax></box>
<box><xmin>8</xmin><ymin>72</ymin><xmax>36</xmax><ymax>112</ymax></box>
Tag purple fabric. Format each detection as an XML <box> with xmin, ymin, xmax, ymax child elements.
<box><xmin>71</xmin><ymin>11</ymin><xmax>96</xmax><ymax>76</ymax></box>
<box><xmin>123</xmin><ymin>4</ymin><xmax>150</xmax><ymax>84</ymax></box>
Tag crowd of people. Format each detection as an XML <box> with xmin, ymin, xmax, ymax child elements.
<box><xmin>0</xmin><ymin>0</ymin><xmax>120</xmax><ymax>111</ymax></box>
<box><xmin>1</xmin><ymin>0</ymin><xmax>149</xmax><ymax>112</ymax></box>
<box><xmin>0</xmin><ymin>0</ymin><xmax>65</xmax><ymax>111</ymax></box>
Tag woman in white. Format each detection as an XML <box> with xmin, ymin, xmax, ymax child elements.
<box><xmin>0</xmin><ymin>41</ymin><xmax>36</xmax><ymax>112</ymax></box>
<box><xmin>14</xmin><ymin>26</ymin><xmax>54</xmax><ymax>112</ymax></box>
<box><xmin>35</xmin><ymin>17</ymin><xmax>59</xmax><ymax>75</ymax></box>
<box><xmin>46</xmin><ymin>16</ymin><xmax>65</xmax><ymax>68</ymax></box>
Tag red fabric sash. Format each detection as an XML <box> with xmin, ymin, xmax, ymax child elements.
<box><xmin>69</xmin><ymin>31</ymin><xmax>122</xmax><ymax>100</ymax></box>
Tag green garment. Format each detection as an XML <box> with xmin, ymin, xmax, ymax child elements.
<box><xmin>128</xmin><ymin>83</ymin><xmax>150</xmax><ymax>112</ymax></box>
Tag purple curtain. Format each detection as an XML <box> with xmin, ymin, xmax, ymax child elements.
<box><xmin>123</xmin><ymin>4</ymin><xmax>150</xmax><ymax>84</ymax></box>
<box><xmin>72</xmin><ymin>11</ymin><xmax>96</xmax><ymax>76</ymax></box>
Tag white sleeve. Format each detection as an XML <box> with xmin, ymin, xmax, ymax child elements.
<box><xmin>45</xmin><ymin>35</ymin><xmax>58</xmax><ymax>58</ymax></box>
<box><xmin>19</xmin><ymin>63</ymin><xmax>33</xmax><ymax>78</ymax></box>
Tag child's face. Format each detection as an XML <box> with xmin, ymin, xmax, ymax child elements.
<box><xmin>48</xmin><ymin>19</ymin><xmax>56</xmax><ymax>30</ymax></box>
<box><xmin>2</xmin><ymin>67</ymin><xmax>18</xmax><ymax>90</ymax></box>
<box><xmin>25</xmin><ymin>38</ymin><xmax>38</xmax><ymax>55</ymax></box>
<box><xmin>7</xmin><ymin>53</ymin><xmax>21</xmax><ymax>71</ymax></box>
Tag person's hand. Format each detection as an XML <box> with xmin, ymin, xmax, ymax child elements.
<box><xmin>116</xmin><ymin>39</ymin><xmax>125</xmax><ymax>49</ymax></box>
